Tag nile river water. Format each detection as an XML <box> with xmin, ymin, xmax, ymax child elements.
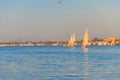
<box><xmin>0</xmin><ymin>46</ymin><xmax>120</xmax><ymax>80</ymax></box>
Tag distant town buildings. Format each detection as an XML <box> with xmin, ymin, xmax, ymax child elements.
<box><xmin>0</xmin><ymin>37</ymin><xmax>120</xmax><ymax>47</ymax></box>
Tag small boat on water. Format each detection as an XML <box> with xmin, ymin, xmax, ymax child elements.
<box><xmin>110</xmin><ymin>38</ymin><xmax>116</xmax><ymax>46</ymax></box>
<box><xmin>82</xmin><ymin>27</ymin><xmax>89</xmax><ymax>51</ymax></box>
<box><xmin>67</xmin><ymin>33</ymin><xmax>76</xmax><ymax>47</ymax></box>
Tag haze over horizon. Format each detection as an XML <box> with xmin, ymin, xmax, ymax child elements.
<box><xmin>0</xmin><ymin>0</ymin><xmax>120</xmax><ymax>42</ymax></box>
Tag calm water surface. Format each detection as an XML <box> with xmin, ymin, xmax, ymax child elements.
<box><xmin>0</xmin><ymin>46</ymin><xmax>120</xmax><ymax>80</ymax></box>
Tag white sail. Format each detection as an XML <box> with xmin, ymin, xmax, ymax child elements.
<box><xmin>82</xmin><ymin>27</ymin><xmax>89</xmax><ymax>48</ymax></box>
<box><xmin>110</xmin><ymin>38</ymin><xmax>115</xmax><ymax>46</ymax></box>
<box><xmin>68</xmin><ymin>33</ymin><xmax>76</xmax><ymax>47</ymax></box>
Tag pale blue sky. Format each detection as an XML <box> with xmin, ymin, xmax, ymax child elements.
<box><xmin>0</xmin><ymin>0</ymin><xmax>120</xmax><ymax>42</ymax></box>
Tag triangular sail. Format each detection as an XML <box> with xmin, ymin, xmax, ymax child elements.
<box><xmin>82</xmin><ymin>27</ymin><xmax>89</xmax><ymax>48</ymax></box>
<box><xmin>110</xmin><ymin>38</ymin><xmax>115</xmax><ymax>46</ymax></box>
<box><xmin>68</xmin><ymin>33</ymin><xmax>76</xmax><ymax>47</ymax></box>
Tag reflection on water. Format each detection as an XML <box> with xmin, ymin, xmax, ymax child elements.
<box><xmin>82</xmin><ymin>47</ymin><xmax>88</xmax><ymax>53</ymax></box>
<box><xmin>0</xmin><ymin>46</ymin><xmax>120</xmax><ymax>80</ymax></box>
<box><xmin>83</xmin><ymin>53</ymin><xmax>89</xmax><ymax>77</ymax></box>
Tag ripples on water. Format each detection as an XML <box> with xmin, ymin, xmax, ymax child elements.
<box><xmin>0</xmin><ymin>46</ymin><xmax>120</xmax><ymax>80</ymax></box>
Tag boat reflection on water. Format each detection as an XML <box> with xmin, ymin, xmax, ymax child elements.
<box><xmin>83</xmin><ymin>52</ymin><xmax>89</xmax><ymax>77</ymax></box>
<box><xmin>82</xmin><ymin>47</ymin><xmax>88</xmax><ymax>53</ymax></box>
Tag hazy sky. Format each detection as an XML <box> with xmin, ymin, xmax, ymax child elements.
<box><xmin>0</xmin><ymin>0</ymin><xmax>120</xmax><ymax>42</ymax></box>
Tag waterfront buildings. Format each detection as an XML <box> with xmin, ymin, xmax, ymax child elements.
<box><xmin>0</xmin><ymin>37</ymin><xmax>119</xmax><ymax>47</ymax></box>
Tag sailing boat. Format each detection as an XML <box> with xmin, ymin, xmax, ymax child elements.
<box><xmin>82</xmin><ymin>27</ymin><xmax>89</xmax><ymax>50</ymax></box>
<box><xmin>67</xmin><ymin>33</ymin><xmax>76</xmax><ymax>47</ymax></box>
<box><xmin>110</xmin><ymin>38</ymin><xmax>115</xmax><ymax>46</ymax></box>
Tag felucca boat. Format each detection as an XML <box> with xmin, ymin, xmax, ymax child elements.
<box><xmin>67</xmin><ymin>33</ymin><xmax>76</xmax><ymax>47</ymax></box>
<box><xmin>82</xmin><ymin>27</ymin><xmax>89</xmax><ymax>51</ymax></box>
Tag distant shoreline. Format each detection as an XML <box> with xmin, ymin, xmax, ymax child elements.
<box><xmin>0</xmin><ymin>37</ymin><xmax>120</xmax><ymax>47</ymax></box>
